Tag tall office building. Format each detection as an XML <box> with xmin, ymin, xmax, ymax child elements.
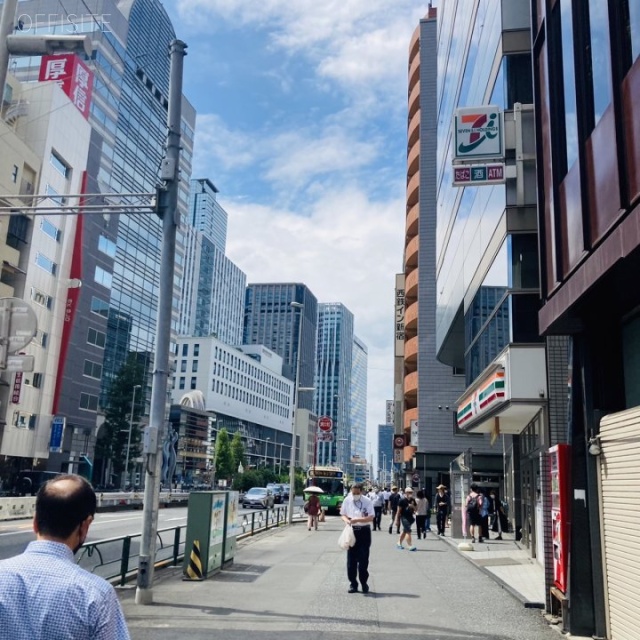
<box><xmin>349</xmin><ymin>335</ymin><xmax>368</xmax><ymax>475</ymax></box>
<box><xmin>6</xmin><ymin>0</ymin><xmax>195</xmax><ymax>476</ymax></box>
<box><xmin>243</xmin><ymin>283</ymin><xmax>318</xmax><ymax>411</ymax></box>
<box><xmin>402</xmin><ymin>8</ymin><xmax>472</xmax><ymax>500</ymax></box>
<box><xmin>377</xmin><ymin>424</ymin><xmax>394</xmax><ymax>486</ymax></box>
<box><xmin>180</xmin><ymin>178</ymin><xmax>246</xmax><ymax>344</ymax></box>
<box><xmin>533</xmin><ymin>2</ymin><xmax>640</xmax><ymax>636</ymax></box>
<box><xmin>315</xmin><ymin>303</ymin><xmax>354</xmax><ymax>470</ymax></box>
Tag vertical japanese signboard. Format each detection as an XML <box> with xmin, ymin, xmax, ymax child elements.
<box><xmin>39</xmin><ymin>54</ymin><xmax>93</xmax><ymax>119</ymax></box>
<box><xmin>49</xmin><ymin>416</ymin><xmax>66</xmax><ymax>453</ymax></box>
<box><xmin>395</xmin><ymin>274</ymin><xmax>405</xmax><ymax>357</ymax></box>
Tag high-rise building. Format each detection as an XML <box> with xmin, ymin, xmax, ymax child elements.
<box><xmin>243</xmin><ymin>283</ymin><xmax>318</xmax><ymax>411</ymax></box>
<box><xmin>315</xmin><ymin>302</ymin><xmax>354</xmax><ymax>470</ymax></box>
<box><xmin>180</xmin><ymin>178</ymin><xmax>246</xmax><ymax>344</ymax></box>
<box><xmin>0</xmin><ymin>77</ymin><xmax>91</xmax><ymax>474</ymax></box>
<box><xmin>6</xmin><ymin>0</ymin><xmax>196</xmax><ymax>477</ymax></box>
<box><xmin>377</xmin><ymin>424</ymin><xmax>394</xmax><ymax>487</ymax></box>
<box><xmin>533</xmin><ymin>3</ymin><xmax>640</xmax><ymax>636</ymax></box>
<box><xmin>349</xmin><ymin>335</ymin><xmax>368</xmax><ymax>475</ymax></box>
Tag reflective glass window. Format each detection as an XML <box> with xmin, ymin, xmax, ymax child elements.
<box><xmin>98</xmin><ymin>235</ymin><xmax>117</xmax><ymax>258</ymax></box>
<box><xmin>628</xmin><ymin>1</ymin><xmax>640</xmax><ymax>62</ymax></box>
<box><xmin>560</xmin><ymin>0</ymin><xmax>578</xmax><ymax>170</ymax></box>
<box><xmin>79</xmin><ymin>393</ymin><xmax>99</xmax><ymax>412</ymax></box>
<box><xmin>49</xmin><ymin>151</ymin><xmax>70</xmax><ymax>178</ymax></box>
<box><xmin>40</xmin><ymin>218</ymin><xmax>61</xmax><ymax>241</ymax></box>
<box><xmin>90</xmin><ymin>296</ymin><xmax>110</xmax><ymax>318</ymax></box>
<box><xmin>83</xmin><ymin>360</ymin><xmax>103</xmax><ymax>379</ymax></box>
<box><xmin>35</xmin><ymin>253</ymin><xmax>57</xmax><ymax>275</ymax></box>
<box><xmin>87</xmin><ymin>327</ymin><xmax>106</xmax><ymax>348</ymax></box>
<box><xmin>94</xmin><ymin>266</ymin><xmax>113</xmax><ymax>289</ymax></box>
<box><xmin>588</xmin><ymin>0</ymin><xmax>612</xmax><ymax>125</ymax></box>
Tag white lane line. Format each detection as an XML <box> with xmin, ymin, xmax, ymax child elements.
<box><xmin>164</xmin><ymin>517</ymin><xmax>187</xmax><ymax>522</ymax></box>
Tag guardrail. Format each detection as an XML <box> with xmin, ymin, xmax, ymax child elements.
<box><xmin>78</xmin><ymin>506</ymin><xmax>290</xmax><ymax>585</ymax></box>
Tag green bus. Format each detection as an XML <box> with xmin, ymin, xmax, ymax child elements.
<box><xmin>307</xmin><ymin>466</ymin><xmax>345</xmax><ymax>513</ymax></box>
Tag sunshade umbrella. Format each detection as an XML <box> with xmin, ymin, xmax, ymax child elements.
<box><xmin>303</xmin><ymin>486</ymin><xmax>325</xmax><ymax>494</ymax></box>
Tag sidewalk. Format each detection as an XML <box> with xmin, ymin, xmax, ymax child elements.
<box><xmin>119</xmin><ymin>516</ymin><xmax>559</xmax><ymax>640</ymax></box>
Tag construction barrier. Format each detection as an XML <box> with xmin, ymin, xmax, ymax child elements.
<box><xmin>184</xmin><ymin>539</ymin><xmax>204</xmax><ymax>581</ymax></box>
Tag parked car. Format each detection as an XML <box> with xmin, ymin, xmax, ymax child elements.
<box><xmin>266</xmin><ymin>483</ymin><xmax>284</xmax><ymax>503</ymax></box>
<box><xmin>242</xmin><ymin>487</ymin><xmax>275</xmax><ymax>509</ymax></box>
<box><xmin>281</xmin><ymin>484</ymin><xmax>291</xmax><ymax>500</ymax></box>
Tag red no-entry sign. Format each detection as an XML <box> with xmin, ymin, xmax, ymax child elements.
<box><xmin>318</xmin><ymin>416</ymin><xmax>333</xmax><ymax>432</ymax></box>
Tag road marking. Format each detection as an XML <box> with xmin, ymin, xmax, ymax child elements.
<box><xmin>164</xmin><ymin>517</ymin><xmax>187</xmax><ymax>521</ymax></box>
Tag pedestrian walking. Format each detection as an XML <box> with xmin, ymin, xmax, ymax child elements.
<box><xmin>434</xmin><ymin>484</ymin><xmax>451</xmax><ymax>536</ymax></box>
<box><xmin>415</xmin><ymin>489</ymin><xmax>429</xmax><ymax>539</ymax></box>
<box><xmin>340</xmin><ymin>483</ymin><xmax>374</xmax><ymax>594</ymax></box>
<box><xmin>382</xmin><ymin>487</ymin><xmax>390</xmax><ymax>514</ymax></box>
<box><xmin>388</xmin><ymin>486</ymin><xmax>401</xmax><ymax>534</ymax></box>
<box><xmin>465</xmin><ymin>483</ymin><xmax>484</xmax><ymax>543</ymax></box>
<box><xmin>0</xmin><ymin>474</ymin><xmax>131</xmax><ymax>639</ymax></box>
<box><xmin>396</xmin><ymin>486</ymin><xmax>417</xmax><ymax>551</ymax></box>
<box><xmin>305</xmin><ymin>493</ymin><xmax>321</xmax><ymax>530</ymax></box>
<box><xmin>372</xmin><ymin>488</ymin><xmax>384</xmax><ymax>531</ymax></box>
<box><xmin>488</xmin><ymin>490</ymin><xmax>504</xmax><ymax>540</ymax></box>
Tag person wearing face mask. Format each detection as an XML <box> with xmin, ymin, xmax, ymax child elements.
<box><xmin>0</xmin><ymin>474</ymin><xmax>130</xmax><ymax>639</ymax></box>
<box><xmin>340</xmin><ymin>483</ymin><xmax>375</xmax><ymax>594</ymax></box>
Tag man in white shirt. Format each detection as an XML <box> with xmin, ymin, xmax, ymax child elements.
<box><xmin>340</xmin><ymin>483</ymin><xmax>374</xmax><ymax>594</ymax></box>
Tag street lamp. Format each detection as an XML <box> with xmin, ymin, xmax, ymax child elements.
<box><xmin>265</xmin><ymin>437</ymin><xmax>271</xmax><ymax>467</ymax></box>
<box><xmin>122</xmin><ymin>384</ymin><xmax>141</xmax><ymax>490</ymax></box>
<box><xmin>382</xmin><ymin>452</ymin><xmax>387</xmax><ymax>486</ymax></box>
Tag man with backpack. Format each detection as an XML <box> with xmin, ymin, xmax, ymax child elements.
<box><xmin>465</xmin><ymin>483</ymin><xmax>484</xmax><ymax>543</ymax></box>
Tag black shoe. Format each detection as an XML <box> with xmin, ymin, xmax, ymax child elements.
<box><xmin>348</xmin><ymin>585</ymin><xmax>358</xmax><ymax>593</ymax></box>
<box><xmin>495</xmin><ymin>535</ymin><xmax>503</xmax><ymax>540</ymax></box>
<box><xmin>471</xmin><ymin>537</ymin><xmax>476</xmax><ymax>543</ymax></box>
<box><xmin>478</xmin><ymin>537</ymin><xmax>484</xmax><ymax>543</ymax></box>
<box><xmin>361</xmin><ymin>584</ymin><xmax>369</xmax><ymax>594</ymax></box>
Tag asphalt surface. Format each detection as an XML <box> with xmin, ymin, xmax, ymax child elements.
<box><xmin>119</xmin><ymin>515</ymin><xmax>561</xmax><ymax>640</ymax></box>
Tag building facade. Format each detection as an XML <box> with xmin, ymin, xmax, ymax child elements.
<box><xmin>6</xmin><ymin>0</ymin><xmax>196</xmax><ymax>479</ymax></box>
<box><xmin>532</xmin><ymin>1</ymin><xmax>640</xmax><ymax>637</ymax></box>
<box><xmin>243</xmin><ymin>283</ymin><xmax>318</xmax><ymax>412</ymax></box>
<box><xmin>349</xmin><ymin>335</ymin><xmax>368</xmax><ymax>481</ymax></box>
<box><xmin>180</xmin><ymin>178</ymin><xmax>246</xmax><ymax>343</ymax></box>
<box><xmin>377</xmin><ymin>424</ymin><xmax>394</xmax><ymax>487</ymax></box>
<box><xmin>315</xmin><ymin>302</ymin><xmax>354</xmax><ymax>471</ymax></box>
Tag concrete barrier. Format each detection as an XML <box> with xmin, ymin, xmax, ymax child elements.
<box><xmin>0</xmin><ymin>497</ymin><xmax>36</xmax><ymax>521</ymax></box>
<box><xmin>0</xmin><ymin>491</ymin><xmax>188</xmax><ymax>521</ymax></box>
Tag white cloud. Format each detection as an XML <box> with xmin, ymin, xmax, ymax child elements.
<box><xmin>223</xmin><ymin>186</ymin><xmax>404</xmax><ymax>439</ymax></box>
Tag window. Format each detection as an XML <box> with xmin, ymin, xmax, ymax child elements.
<box><xmin>87</xmin><ymin>327</ymin><xmax>106</xmax><ymax>348</ymax></box>
<box><xmin>588</xmin><ymin>0</ymin><xmax>612</xmax><ymax>126</ymax></box>
<box><xmin>193</xmin><ymin>344</ymin><xmax>200</xmax><ymax>357</ymax></box>
<box><xmin>35</xmin><ymin>252</ymin><xmax>57</xmax><ymax>275</ymax></box>
<box><xmin>79</xmin><ymin>393</ymin><xmax>99</xmax><ymax>412</ymax></box>
<box><xmin>192</xmin><ymin>360</ymin><xmax>198</xmax><ymax>373</ymax></box>
<box><xmin>182</xmin><ymin>344</ymin><xmax>188</xmax><ymax>357</ymax></box>
<box><xmin>13</xmin><ymin>411</ymin><xmax>36</xmax><ymax>429</ymax></box>
<box><xmin>83</xmin><ymin>360</ymin><xmax>103</xmax><ymax>379</ymax></box>
<box><xmin>34</xmin><ymin>330</ymin><xmax>48</xmax><ymax>348</ymax></box>
<box><xmin>31</xmin><ymin>287</ymin><xmax>53</xmax><ymax>309</ymax></box>
<box><xmin>560</xmin><ymin>0</ymin><xmax>579</xmax><ymax>171</ymax></box>
<box><xmin>94</xmin><ymin>265</ymin><xmax>113</xmax><ymax>289</ymax></box>
<box><xmin>28</xmin><ymin>373</ymin><xmax>43</xmax><ymax>388</ymax></box>
<box><xmin>50</xmin><ymin>150</ymin><xmax>70</xmax><ymax>178</ymax></box>
<box><xmin>190</xmin><ymin>377</ymin><xmax>197</xmax><ymax>390</ymax></box>
<box><xmin>11</xmin><ymin>165</ymin><xmax>18</xmax><ymax>183</ymax></box>
<box><xmin>7</xmin><ymin>214</ymin><xmax>30</xmax><ymax>247</ymax></box>
<box><xmin>628</xmin><ymin>0</ymin><xmax>640</xmax><ymax>62</ymax></box>
<box><xmin>90</xmin><ymin>296</ymin><xmax>110</xmax><ymax>318</ymax></box>
<box><xmin>180</xmin><ymin>360</ymin><xmax>187</xmax><ymax>373</ymax></box>
<box><xmin>40</xmin><ymin>218</ymin><xmax>61</xmax><ymax>242</ymax></box>
<box><xmin>45</xmin><ymin>184</ymin><xmax>65</xmax><ymax>206</ymax></box>
<box><xmin>179</xmin><ymin>377</ymin><xmax>185</xmax><ymax>389</ymax></box>
<box><xmin>98</xmin><ymin>235</ymin><xmax>117</xmax><ymax>258</ymax></box>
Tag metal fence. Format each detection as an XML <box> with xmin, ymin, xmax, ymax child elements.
<box><xmin>77</xmin><ymin>506</ymin><xmax>290</xmax><ymax>585</ymax></box>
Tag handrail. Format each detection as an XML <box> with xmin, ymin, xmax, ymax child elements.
<box><xmin>77</xmin><ymin>506</ymin><xmax>290</xmax><ymax>585</ymax></box>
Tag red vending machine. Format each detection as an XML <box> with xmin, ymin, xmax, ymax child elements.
<box><xmin>549</xmin><ymin>444</ymin><xmax>571</xmax><ymax>593</ymax></box>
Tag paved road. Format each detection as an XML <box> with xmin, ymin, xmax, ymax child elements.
<box><xmin>120</xmin><ymin>516</ymin><xmax>560</xmax><ymax>640</ymax></box>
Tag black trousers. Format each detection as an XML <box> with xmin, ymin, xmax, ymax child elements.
<box><xmin>388</xmin><ymin>508</ymin><xmax>399</xmax><ymax>533</ymax></box>
<box><xmin>416</xmin><ymin>514</ymin><xmax>427</xmax><ymax>537</ymax></box>
<box><xmin>373</xmin><ymin>506</ymin><xmax>382</xmax><ymax>530</ymax></box>
<box><xmin>347</xmin><ymin>527</ymin><xmax>371</xmax><ymax>587</ymax></box>
<box><xmin>436</xmin><ymin>509</ymin><xmax>447</xmax><ymax>534</ymax></box>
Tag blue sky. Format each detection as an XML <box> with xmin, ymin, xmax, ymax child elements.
<box><xmin>164</xmin><ymin>1</ymin><xmax>427</xmax><ymax>458</ymax></box>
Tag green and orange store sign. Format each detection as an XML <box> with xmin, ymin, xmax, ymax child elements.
<box><xmin>456</xmin><ymin>369</ymin><xmax>506</xmax><ymax>428</ymax></box>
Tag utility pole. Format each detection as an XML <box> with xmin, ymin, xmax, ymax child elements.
<box><xmin>135</xmin><ymin>39</ymin><xmax>186</xmax><ymax>605</ymax></box>
<box><xmin>0</xmin><ymin>0</ymin><xmax>17</xmax><ymax>101</ymax></box>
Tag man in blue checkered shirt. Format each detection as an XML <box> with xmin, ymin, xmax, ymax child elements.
<box><xmin>0</xmin><ymin>474</ymin><xmax>130</xmax><ymax>639</ymax></box>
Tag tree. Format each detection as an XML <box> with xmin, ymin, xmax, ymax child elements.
<box><xmin>95</xmin><ymin>355</ymin><xmax>145</xmax><ymax>486</ymax></box>
<box><xmin>230</xmin><ymin>431</ymin><xmax>246</xmax><ymax>473</ymax></box>
<box><xmin>213</xmin><ymin>428</ymin><xmax>234</xmax><ymax>483</ymax></box>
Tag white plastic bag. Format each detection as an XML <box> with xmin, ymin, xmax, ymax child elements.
<box><xmin>338</xmin><ymin>524</ymin><xmax>356</xmax><ymax>550</ymax></box>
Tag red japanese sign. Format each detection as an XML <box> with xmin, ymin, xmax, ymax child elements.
<box><xmin>39</xmin><ymin>54</ymin><xmax>93</xmax><ymax>119</ymax></box>
<box><xmin>11</xmin><ymin>371</ymin><xmax>23</xmax><ymax>404</ymax></box>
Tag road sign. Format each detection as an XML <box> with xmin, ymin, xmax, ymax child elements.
<box><xmin>317</xmin><ymin>432</ymin><xmax>334</xmax><ymax>442</ymax></box>
<box><xmin>393</xmin><ymin>435</ymin><xmax>405</xmax><ymax>449</ymax></box>
<box><xmin>318</xmin><ymin>416</ymin><xmax>333</xmax><ymax>432</ymax></box>
<box><xmin>412</xmin><ymin>473</ymin><xmax>420</xmax><ymax>484</ymax></box>
<box><xmin>393</xmin><ymin>448</ymin><xmax>403</xmax><ymax>464</ymax></box>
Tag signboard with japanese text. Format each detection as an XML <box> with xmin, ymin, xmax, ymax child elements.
<box><xmin>385</xmin><ymin>400</ymin><xmax>394</xmax><ymax>425</ymax></box>
<box><xmin>395</xmin><ymin>274</ymin><xmax>405</xmax><ymax>357</ymax></box>
<box><xmin>39</xmin><ymin>54</ymin><xmax>94</xmax><ymax>119</ymax></box>
<box><xmin>49</xmin><ymin>416</ymin><xmax>65</xmax><ymax>453</ymax></box>
<box><xmin>453</xmin><ymin>106</ymin><xmax>504</xmax><ymax>162</ymax></box>
<box><xmin>11</xmin><ymin>371</ymin><xmax>23</xmax><ymax>404</ymax></box>
<box><xmin>410</xmin><ymin>420</ymin><xmax>419</xmax><ymax>450</ymax></box>
<box><xmin>453</xmin><ymin>163</ymin><xmax>505</xmax><ymax>187</ymax></box>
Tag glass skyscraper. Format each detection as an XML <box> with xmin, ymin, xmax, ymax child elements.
<box><xmin>243</xmin><ymin>283</ymin><xmax>318</xmax><ymax>411</ymax></box>
<box><xmin>315</xmin><ymin>303</ymin><xmax>354</xmax><ymax>469</ymax></box>
<box><xmin>180</xmin><ymin>179</ymin><xmax>246</xmax><ymax>344</ymax></box>
<box><xmin>8</xmin><ymin>0</ymin><xmax>195</xmax><ymax>474</ymax></box>
<box><xmin>350</xmin><ymin>335</ymin><xmax>368</xmax><ymax>463</ymax></box>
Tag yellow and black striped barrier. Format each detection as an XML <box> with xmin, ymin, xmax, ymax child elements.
<box><xmin>183</xmin><ymin>539</ymin><xmax>204</xmax><ymax>581</ymax></box>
